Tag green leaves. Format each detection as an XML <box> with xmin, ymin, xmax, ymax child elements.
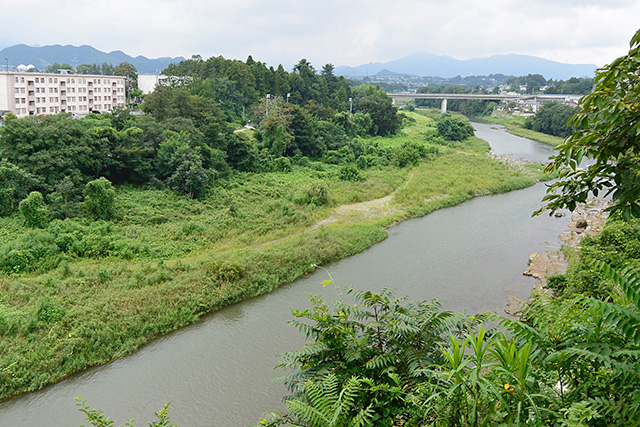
<box><xmin>541</xmin><ymin>28</ymin><xmax>640</xmax><ymax>217</ymax></box>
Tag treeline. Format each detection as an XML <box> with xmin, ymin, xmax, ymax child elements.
<box><xmin>1</xmin><ymin>52</ymin><xmax>481</xmax><ymax>223</ymax></box>
<box><xmin>36</xmin><ymin>61</ymin><xmax>137</xmax><ymax>78</ymax></box>
<box><xmin>0</xmin><ymin>53</ymin><xmax>406</xmax><ymax>215</ymax></box>
<box><xmin>414</xmin><ymin>85</ymin><xmax>499</xmax><ymax>117</ymax></box>
<box><xmin>162</xmin><ymin>55</ymin><xmax>401</xmax><ymax>134</ymax></box>
<box><xmin>506</xmin><ymin>74</ymin><xmax>594</xmax><ymax>94</ymax></box>
<box><xmin>524</xmin><ymin>101</ymin><xmax>579</xmax><ymax>138</ymax></box>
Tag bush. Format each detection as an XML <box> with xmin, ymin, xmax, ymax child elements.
<box><xmin>436</xmin><ymin>115</ymin><xmax>475</xmax><ymax>141</ymax></box>
<box><xmin>338</xmin><ymin>164</ymin><xmax>364</xmax><ymax>181</ymax></box>
<box><xmin>305</xmin><ymin>181</ymin><xmax>329</xmax><ymax>205</ymax></box>
<box><xmin>84</xmin><ymin>178</ymin><xmax>116</xmax><ymax>220</ymax></box>
<box><xmin>19</xmin><ymin>191</ymin><xmax>52</xmax><ymax>228</ymax></box>
<box><xmin>272</xmin><ymin>157</ymin><xmax>292</xmax><ymax>173</ymax></box>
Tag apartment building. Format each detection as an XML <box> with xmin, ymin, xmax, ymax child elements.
<box><xmin>0</xmin><ymin>71</ymin><xmax>127</xmax><ymax>118</ymax></box>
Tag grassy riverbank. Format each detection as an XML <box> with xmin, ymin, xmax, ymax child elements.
<box><xmin>482</xmin><ymin>115</ymin><xmax>565</xmax><ymax>147</ymax></box>
<box><xmin>0</xmin><ymin>111</ymin><xmax>547</xmax><ymax>400</ymax></box>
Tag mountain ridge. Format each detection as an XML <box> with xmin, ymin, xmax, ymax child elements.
<box><xmin>335</xmin><ymin>52</ymin><xmax>597</xmax><ymax>80</ymax></box>
<box><xmin>0</xmin><ymin>44</ymin><xmax>185</xmax><ymax>74</ymax></box>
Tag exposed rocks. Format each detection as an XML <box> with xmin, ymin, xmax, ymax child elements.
<box><xmin>505</xmin><ymin>200</ymin><xmax>609</xmax><ymax>316</ymax></box>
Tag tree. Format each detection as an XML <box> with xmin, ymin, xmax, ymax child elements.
<box><xmin>0</xmin><ymin>159</ymin><xmax>40</xmax><ymax>216</ymax></box>
<box><xmin>0</xmin><ymin>114</ymin><xmax>113</xmax><ymax>191</ymax></box>
<box><xmin>19</xmin><ymin>191</ymin><xmax>51</xmax><ymax>228</ymax></box>
<box><xmin>167</xmin><ymin>147</ymin><xmax>211</xmax><ymax>199</ymax></box>
<box><xmin>436</xmin><ymin>114</ymin><xmax>475</xmax><ymax>141</ymax></box>
<box><xmin>352</xmin><ymin>85</ymin><xmax>400</xmax><ymax>136</ymax></box>
<box><xmin>84</xmin><ymin>177</ymin><xmax>116</xmax><ymax>220</ymax></box>
<box><xmin>540</xmin><ymin>28</ymin><xmax>640</xmax><ymax>218</ymax></box>
<box><xmin>257</xmin><ymin>111</ymin><xmax>293</xmax><ymax>157</ymax></box>
<box><xmin>100</xmin><ymin>62</ymin><xmax>114</xmax><ymax>76</ymax></box>
<box><xmin>45</xmin><ymin>62</ymin><xmax>74</xmax><ymax>73</ymax></box>
<box><xmin>114</xmin><ymin>62</ymin><xmax>138</xmax><ymax>99</ymax></box>
<box><xmin>526</xmin><ymin>101</ymin><xmax>578</xmax><ymax>138</ymax></box>
<box><xmin>76</xmin><ymin>63</ymin><xmax>101</xmax><ymax>75</ymax></box>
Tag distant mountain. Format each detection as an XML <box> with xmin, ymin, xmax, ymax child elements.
<box><xmin>336</xmin><ymin>52</ymin><xmax>597</xmax><ymax>80</ymax></box>
<box><xmin>0</xmin><ymin>44</ymin><xmax>185</xmax><ymax>74</ymax></box>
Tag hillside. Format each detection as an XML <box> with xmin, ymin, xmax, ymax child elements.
<box><xmin>0</xmin><ymin>44</ymin><xmax>184</xmax><ymax>73</ymax></box>
<box><xmin>336</xmin><ymin>52</ymin><xmax>597</xmax><ymax>80</ymax></box>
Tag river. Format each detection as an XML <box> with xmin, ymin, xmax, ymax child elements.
<box><xmin>0</xmin><ymin>122</ymin><xmax>568</xmax><ymax>426</ymax></box>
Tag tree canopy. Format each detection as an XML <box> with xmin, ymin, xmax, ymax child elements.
<box><xmin>540</xmin><ymin>28</ymin><xmax>640</xmax><ymax>218</ymax></box>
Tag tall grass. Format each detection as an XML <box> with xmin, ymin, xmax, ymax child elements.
<box><xmin>0</xmin><ymin>111</ymin><xmax>546</xmax><ymax>400</ymax></box>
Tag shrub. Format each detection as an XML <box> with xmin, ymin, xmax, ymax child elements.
<box><xmin>272</xmin><ymin>157</ymin><xmax>292</xmax><ymax>173</ymax></box>
<box><xmin>305</xmin><ymin>180</ymin><xmax>329</xmax><ymax>205</ymax></box>
<box><xmin>338</xmin><ymin>163</ymin><xmax>364</xmax><ymax>181</ymax></box>
<box><xmin>19</xmin><ymin>191</ymin><xmax>52</xmax><ymax>228</ymax></box>
<box><xmin>84</xmin><ymin>178</ymin><xmax>116</xmax><ymax>220</ymax></box>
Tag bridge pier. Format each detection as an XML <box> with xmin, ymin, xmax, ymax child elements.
<box><xmin>441</xmin><ymin>98</ymin><xmax>447</xmax><ymax>114</ymax></box>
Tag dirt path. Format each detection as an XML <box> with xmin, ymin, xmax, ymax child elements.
<box><xmin>253</xmin><ymin>174</ymin><xmax>413</xmax><ymax>249</ymax></box>
<box><xmin>312</xmin><ymin>172</ymin><xmax>414</xmax><ymax>229</ymax></box>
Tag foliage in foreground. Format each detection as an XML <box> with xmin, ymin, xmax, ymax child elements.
<box><xmin>541</xmin><ymin>28</ymin><xmax>640</xmax><ymax>218</ymax></box>
<box><xmin>257</xmin><ymin>256</ymin><xmax>640</xmax><ymax>426</ymax></box>
<box><xmin>76</xmin><ymin>397</ymin><xmax>174</xmax><ymax>427</ymax></box>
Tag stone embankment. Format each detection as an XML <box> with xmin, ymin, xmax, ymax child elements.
<box><xmin>506</xmin><ymin>200</ymin><xmax>609</xmax><ymax>315</ymax></box>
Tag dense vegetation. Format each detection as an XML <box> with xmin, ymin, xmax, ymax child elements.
<box><xmin>414</xmin><ymin>85</ymin><xmax>499</xmax><ymax>117</ymax></box>
<box><xmin>524</xmin><ymin>102</ymin><xmax>579</xmax><ymax>138</ymax></box>
<box><xmin>0</xmin><ymin>98</ymin><xmax>545</xmax><ymax>403</ymax></box>
<box><xmin>252</xmin><ymin>29</ymin><xmax>640</xmax><ymax>427</ymax></box>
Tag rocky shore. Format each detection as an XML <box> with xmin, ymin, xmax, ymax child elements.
<box><xmin>506</xmin><ymin>199</ymin><xmax>610</xmax><ymax>315</ymax></box>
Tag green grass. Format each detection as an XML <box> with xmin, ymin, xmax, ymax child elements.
<box><xmin>0</xmin><ymin>110</ymin><xmax>546</xmax><ymax>400</ymax></box>
<box><xmin>482</xmin><ymin>115</ymin><xmax>565</xmax><ymax>147</ymax></box>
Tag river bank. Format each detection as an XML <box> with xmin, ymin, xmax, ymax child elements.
<box><xmin>0</xmin><ymin>119</ymin><xmax>570</xmax><ymax>427</ymax></box>
<box><xmin>482</xmin><ymin>114</ymin><xmax>564</xmax><ymax>147</ymax></box>
<box><xmin>505</xmin><ymin>199</ymin><xmax>610</xmax><ymax>315</ymax></box>
<box><xmin>0</xmin><ymin>113</ymin><xmax>547</xmax><ymax>403</ymax></box>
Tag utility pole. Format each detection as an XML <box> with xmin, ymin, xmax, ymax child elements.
<box><xmin>349</xmin><ymin>97</ymin><xmax>353</xmax><ymax>117</ymax></box>
<box><xmin>4</xmin><ymin>58</ymin><xmax>8</xmax><ymax>73</ymax></box>
<box><xmin>266</xmin><ymin>94</ymin><xmax>271</xmax><ymax>116</ymax></box>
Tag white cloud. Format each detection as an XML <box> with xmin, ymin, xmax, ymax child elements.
<box><xmin>2</xmin><ymin>0</ymin><xmax>639</xmax><ymax>67</ymax></box>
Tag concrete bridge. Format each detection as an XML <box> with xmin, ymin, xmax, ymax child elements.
<box><xmin>386</xmin><ymin>92</ymin><xmax>582</xmax><ymax>113</ymax></box>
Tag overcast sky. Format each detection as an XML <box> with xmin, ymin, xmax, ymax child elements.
<box><xmin>2</xmin><ymin>0</ymin><xmax>639</xmax><ymax>69</ymax></box>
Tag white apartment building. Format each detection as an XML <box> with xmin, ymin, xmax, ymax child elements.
<box><xmin>0</xmin><ymin>71</ymin><xmax>127</xmax><ymax>118</ymax></box>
